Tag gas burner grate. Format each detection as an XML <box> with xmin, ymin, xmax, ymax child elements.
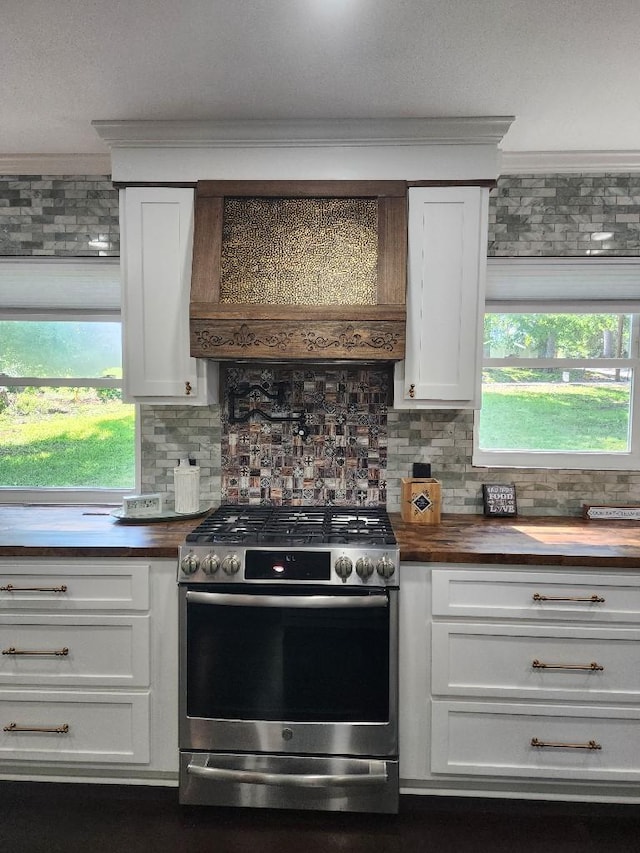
<box><xmin>327</xmin><ymin>510</ymin><xmax>397</xmax><ymax>545</ymax></box>
<box><xmin>186</xmin><ymin>505</ymin><xmax>396</xmax><ymax>546</ymax></box>
<box><xmin>185</xmin><ymin>507</ymin><xmax>273</xmax><ymax>544</ymax></box>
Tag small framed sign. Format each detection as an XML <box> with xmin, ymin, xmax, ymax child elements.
<box><xmin>583</xmin><ymin>504</ymin><xmax>640</xmax><ymax>521</ymax></box>
<box><xmin>482</xmin><ymin>483</ymin><xmax>518</xmax><ymax>517</ymax></box>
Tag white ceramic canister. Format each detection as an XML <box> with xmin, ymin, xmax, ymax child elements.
<box><xmin>173</xmin><ymin>458</ymin><xmax>200</xmax><ymax>514</ymax></box>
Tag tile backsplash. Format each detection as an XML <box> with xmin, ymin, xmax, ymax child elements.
<box><xmin>220</xmin><ymin>364</ymin><xmax>392</xmax><ymax>506</ymax></box>
<box><xmin>0</xmin><ymin>175</ymin><xmax>119</xmax><ymax>256</ymax></box>
<box><xmin>488</xmin><ymin>174</ymin><xmax>640</xmax><ymax>256</ymax></box>
<box><xmin>2</xmin><ymin>172</ymin><xmax>640</xmax><ymax>516</ymax></box>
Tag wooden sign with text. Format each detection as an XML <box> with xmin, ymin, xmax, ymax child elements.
<box><xmin>482</xmin><ymin>483</ymin><xmax>518</xmax><ymax>517</ymax></box>
<box><xmin>583</xmin><ymin>504</ymin><xmax>640</xmax><ymax>521</ymax></box>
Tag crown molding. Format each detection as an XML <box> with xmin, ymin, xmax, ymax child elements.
<box><xmin>4</xmin><ymin>144</ymin><xmax>638</xmax><ymax>177</ymax></box>
<box><xmin>92</xmin><ymin>117</ymin><xmax>515</xmax><ymax>148</ymax></box>
<box><xmin>499</xmin><ymin>149</ymin><xmax>640</xmax><ymax>174</ymax></box>
<box><xmin>0</xmin><ymin>154</ymin><xmax>111</xmax><ymax>175</ymax></box>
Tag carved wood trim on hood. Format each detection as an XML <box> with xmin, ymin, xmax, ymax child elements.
<box><xmin>190</xmin><ymin>180</ymin><xmax>407</xmax><ymax>361</ymax></box>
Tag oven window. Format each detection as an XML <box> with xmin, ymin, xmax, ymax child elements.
<box><xmin>187</xmin><ymin>593</ymin><xmax>390</xmax><ymax>723</ymax></box>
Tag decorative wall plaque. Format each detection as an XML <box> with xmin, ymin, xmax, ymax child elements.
<box><xmin>482</xmin><ymin>483</ymin><xmax>517</xmax><ymax>517</ymax></box>
<box><xmin>582</xmin><ymin>504</ymin><xmax>640</xmax><ymax>521</ymax></box>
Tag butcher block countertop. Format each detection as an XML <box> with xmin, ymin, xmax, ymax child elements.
<box><xmin>0</xmin><ymin>504</ymin><xmax>639</xmax><ymax>568</ymax></box>
<box><xmin>0</xmin><ymin>505</ymin><xmax>639</xmax><ymax>567</ymax></box>
<box><xmin>391</xmin><ymin>513</ymin><xmax>640</xmax><ymax>568</ymax></box>
<box><xmin>0</xmin><ymin>505</ymin><xmax>201</xmax><ymax>558</ymax></box>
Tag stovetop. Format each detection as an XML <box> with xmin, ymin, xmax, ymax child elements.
<box><xmin>185</xmin><ymin>505</ymin><xmax>397</xmax><ymax>547</ymax></box>
<box><xmin>179</xmin><ymin>506</ymin><xmax>398</xmax><ymax>587</ymax></box>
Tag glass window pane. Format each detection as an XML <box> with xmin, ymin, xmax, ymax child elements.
<box><xmin>479</xmin><ymin>368</ymin><xmax>631</xmax><ymax>452</ymax></box>
<box><xmin>0</xmin><ymin>321</ymin><xmax>122</xmax><ymax>379</ymax></box>
<box><xmin>0</xmin><ymin>386</ymin><xmax>135</xmax><ymax>488</ymax></box>
<box><xmin>483</xmin><ymin>314</ymin><xmax>631</xmax><ymax>360</ymax></box>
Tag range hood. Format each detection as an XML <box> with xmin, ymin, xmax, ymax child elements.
<box><xmin>189</xmin><ymin>180</ymin><xmax>407</xmax><ymax>361</ymax></box>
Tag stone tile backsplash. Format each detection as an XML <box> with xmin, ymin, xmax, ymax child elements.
<box><xmin>384</xmin><ymin>409</ymin><xmax>640</xmax><ymax>516</ymax></box>
<box><xmin>2</xmin><ymin>172</ymin><xmax>640</xmax><ymax>515</ymax></box>
<box><xmin>0</xmin><ymin>175</ymin><xmax>119</xmax><ymax>256</ymax></box>
<box><xmin>220</xmin><ymin>364</ymin><xmax>392</xmax><ymax>506</ymax></box>
<box><xmin>488</xmin><ymin>174</ymin><xmax>640</xmax><ymax>256</ymax></box>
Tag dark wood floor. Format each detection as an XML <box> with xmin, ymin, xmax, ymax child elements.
<box><xmin>2</xmin><ymin>782</ymin><xmax>640</xmax><ymax>853</ymax></box>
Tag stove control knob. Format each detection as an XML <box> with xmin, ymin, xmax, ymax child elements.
<box><xmin>201</xmin><ymin>553</ymin><xmax>220</xmax><ymax>575</ymax></box>
<box><xmin>376</xmin><ymin>556</ymin><xmax>396</xmax><ymax>579</ymax></box>
<box><xmin>221</xmin><ymin>554</ymin><xmax>241</xmax><ymax>575</ymax></box>
<box><xmin>356</xmin><ymin>556</ymin><xmax>374</xmax><ymax>580</ymax></box>
<box><xmin>180</xmin><ymin>552</ymin><xmax>200</xmax><ymax>575</ymax></box>
<box><xmin>335</xmin><ymin>555</ymin><xmax>353</xmax><ymax>581</ymax></box>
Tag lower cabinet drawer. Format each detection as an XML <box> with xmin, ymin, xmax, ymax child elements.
<box><xmin>0</xmin><ymin>615</ymin><xmax>150</xmax><ymax>687</ymax></box>
<box><xmin>0</xmin><ymin>690</ymin><xmax>150</xmax><ymax>764</ymax></box>
<box><xmin>432</xmin><ymin>623</ymin><xmax>640</xmax><ymax>702</ymax></box>
<box><xmin>431</xmin><ymin>569</ymin><xmax>640</xmax><ymax>623</ymax></box>
<box><xmin>0</xmin><ymin>561</ymin><xmax>149</xmax><ymax>611</ymax></box>
<box><xmin>431</xmin><ymin>700</ymin><xmax>640</xmax><ymax>781</ymax></box>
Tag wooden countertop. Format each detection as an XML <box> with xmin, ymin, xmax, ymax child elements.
<box><xmin>390</xmin><ymin>513</ymin><xmax>640</xmax><ymax>568</ymax></box>
<box><xmin>0</xmin><ymin>505</ymin><xmax>639</xmax><ymax>568</ymax></box>
<box><xmin>0</xmin><ymin>505</ymin><xmax>201</xmax><ymax>558</ymax></box>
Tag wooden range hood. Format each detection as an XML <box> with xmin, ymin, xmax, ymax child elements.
<box><xmin>190</xmin><ymin>180</ymin><xmax>407</xmax><ymax>361</ymax></box>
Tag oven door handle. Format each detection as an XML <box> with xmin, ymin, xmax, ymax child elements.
<box><xmin>185</xmin><ymin>591</ymin><xmax>388</xmax><ymax>608</ymax></box>
<box><xmin>187</xmin><ymin>761</ymin><xmax>389</xmax><ymax>787</ymax></box>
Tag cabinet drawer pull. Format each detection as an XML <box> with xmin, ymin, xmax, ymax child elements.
<box><xmin>3</xmin><ymin>722</ymin><xmax>69</xmax><ymax>734</ymax></box>
<box><xmin>531</xmin><ymin>737</ymin><xmax>601</xmax><ymax>751</ymax></box>
<box><xmin>408</xmin><ymin>383</ymin><xmax>415</xmax><ymax>398</ymax></box>
<box><xmin>2</xmin><ymin>647</ymin><xmax>69</xmax><ymax>657</ymax></box>
<box><xmin>532</xmin><ymin>593</ymin><xmax>605</xmax><ymax>604</ymax></box>
<box><xmin>532</xmin><ymin>659</ymin><xmax>604</xmax><ymax>672</ymax></box>
<box><xmin>0</xmin><ymin>584</ymin><xmax>68</xmax><ymax>594</ymax></box>
<box><xmin>185</xmin><ymin>381</ymin><xmax>192</xmax><ymax>396</ymax></box>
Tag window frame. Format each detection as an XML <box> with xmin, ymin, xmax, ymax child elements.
<box><xmin>473</xmin><ymin>258</ymin><xmax>640</xmax><ymax>471</ymax></box>
<box><xmin>0</xmin><ymin>258</ymin><xmax>139</xmax><ymax>504</ymax></box>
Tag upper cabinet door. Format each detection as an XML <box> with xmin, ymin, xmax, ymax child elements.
<box><xmin>394</xmin><ymin>186</ymin><xmax>489</xmax><ymax>409</ymax></box>
<box><xmin>120</xmin><ymin>187</ymin><xmax>218</xmax><ymax>404</ymax></box>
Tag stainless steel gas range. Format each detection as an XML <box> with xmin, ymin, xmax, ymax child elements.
<box><xmin>177</xmin><ymin>505</ymin><xmax>399</xmax><ymax>813</ymax></box>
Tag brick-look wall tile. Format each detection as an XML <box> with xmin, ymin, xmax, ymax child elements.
<box><xmin>139</xmin><ymin>405</ymin><xmax>222</xmax><ymax>507</ymax></box>
<box><xmin>0</xmin><ymin>176</ymin><xmax>119</xmax><ymax>256</ymax></box>
<box><xmin>488</xmin><ymin>174</ymin><xmax>640</xmax><ymax>257</ymax></box>
<box><xmin>2</xmin><ymin>173</ymin><xmax>639</xmax><ymax>516</ymax></box>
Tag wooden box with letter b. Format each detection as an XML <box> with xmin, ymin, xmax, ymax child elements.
<box><xmin>401</xmin><ymin>478</ymin><xmax>442</xmax><ymax>524</ymax></box>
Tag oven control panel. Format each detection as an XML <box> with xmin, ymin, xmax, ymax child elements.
<box><xmin>178</xmin><ymin>546</ymin><xmax>399</xmax><ymax>587</ymax></box>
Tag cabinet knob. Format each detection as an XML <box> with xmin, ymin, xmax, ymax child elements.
<box><xmin>185</xmin><ymin>381</ymin><xmax>192</xmax><ymax>396</ymax></box>
<box><xmin>408</xmin><ymin>384</ymin><xmax>415</xmax><ymax>399</ymax></box>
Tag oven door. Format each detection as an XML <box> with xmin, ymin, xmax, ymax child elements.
<box><xmin>179</xmin><ymin>585</ymin><xmax>398</xmax><ymax>758</ymax></box>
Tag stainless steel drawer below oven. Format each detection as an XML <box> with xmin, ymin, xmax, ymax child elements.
<box><xmin>180</xmin><ymin>751</ymin><xmax>399</xmax><ymax>813</ymax></box>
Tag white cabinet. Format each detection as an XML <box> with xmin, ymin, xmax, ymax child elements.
<box><xmin>431</xmin><ymin>702</ymin><xmax>640</xmax><ymax>782</ymax></box>
<box><xmin>394</xmin><ymin>186</ymin><xmax>489</xmax><ymax>410</ymax></box>
<box><xmin>0</xmin><ymin>558</ymin><xmax>178</xmax><ymax>783</ymax></box>
<box><xmin>0</xmin><ymin>691</ymin><xmax>150</xmax><ymax>765</ymax></box>
<box><xmin>399</xmin><ymin>562</ymin><xmax>640</xmax><ymax>801</ymax></box>
<box><xmin>431</xmin><ymin>568</ymin><xmax>640</xmax><ymax>623</ymax></box>
<box><xmin>0</xmin><ymin>615</ymin><xmax>150</xmax><ymax>687</ymax></box>
<box><xmin>120</xmin><ymin>187</ymin><xmax>218</xmax><ymax>404</ymax></box>
<box><xmin>431</xmin><ymin>622</ymin><xmax>640</xmax><ymax>703</ymax></box>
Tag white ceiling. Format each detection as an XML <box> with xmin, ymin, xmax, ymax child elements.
<box><xmin>3</xmin><ymin>0</ymin><xmax>640</xmax><ymax>169</ymax></box>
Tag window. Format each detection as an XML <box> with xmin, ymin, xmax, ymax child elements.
<box><xmin>0</xmin><ymin>258</ymin><xmax>136</xmax><ymax>502</ymax></box>
<box><xmin>474</xmin><ymin>258</ymin><xmax>640</xmax><ymax>470</ymax></box>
